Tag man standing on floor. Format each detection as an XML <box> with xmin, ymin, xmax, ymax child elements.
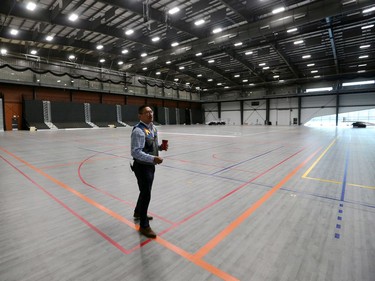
<box><xmin>131</xmin><ymin>105</ymin><xmax>168</xmax><ymax>238</ymax></box>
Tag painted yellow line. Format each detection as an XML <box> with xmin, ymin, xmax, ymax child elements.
<box><xmin>304</xmin><ymin>176</ymin><xmax>342</xmax><ymax>185</ymax></box>
<box><xmin>304</xmin><ymin>176</ymin><xmax>375</xmax><ymax>190</ymax></box>
<box><xmin>0</xmin><ymin>147</ymin><xmax>239</xmax><ymax>281</ymax></box>
<box><xmin>302</xmin><ymin>138</ymin><xmax>336</xmax><ymax>178</ymax></box>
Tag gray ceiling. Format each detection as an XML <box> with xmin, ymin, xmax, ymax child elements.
<box><xmin>0</xmin><ymin>0</ymin><xmax>374</xmax><ymax>94</ymax></box>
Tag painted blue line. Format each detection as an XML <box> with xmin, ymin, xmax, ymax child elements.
<box><xmin>211</xmin><ymin>146</ymin><xmax>283</xmax><ymax>175</ymax></box>
<box><xmin>340</xmin><ymin>149</ymin><xmax>350</xmax><ymax>202</ymax></box>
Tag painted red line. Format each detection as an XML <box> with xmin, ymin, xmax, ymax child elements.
<box><xmin>0</xmin><ymin>155</ymin><xmax>131</xmax><ymax>255</ymax></box>
<box><xmin>158</xmin><ymin>147</ymin><xmax>306</xmax><ymax>236</ymax></box>
<box><xmin>78</xmin><ymin>153</ymin><xmax>175</xmax><ymax>225</ymax></box>
<box><xmin>194</xmin><ymin>147</ymin><xmax>321</xmax><ymax>259</ymax></box>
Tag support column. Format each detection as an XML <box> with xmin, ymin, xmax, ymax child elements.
<box><xmin>336</xmin><ymin>93</ymin><xmax>340</xmax><ymax>126</ymax></box>
<box><xmin>298</xmin><ymin>96</ymin><xmax>302</xmax><ymax>125</ymax></box>
<box><xmin>240</xmin><ymin>100</ymin><xmax>244</xmax><ymax>125</ymax></box>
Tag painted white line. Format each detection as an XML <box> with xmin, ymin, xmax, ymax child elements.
<box><xmin>161</xmin><ymin>132</ymin><xmax>237</xmax><ymax>138</ymax></box>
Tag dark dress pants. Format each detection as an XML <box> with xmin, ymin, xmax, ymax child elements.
<box><xmin>133</xmin><ymin>161</ymin><xmax>155</xmax><ymax>228</ymax></box>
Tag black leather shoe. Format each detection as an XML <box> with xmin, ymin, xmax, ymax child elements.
<box><xmin>133</xmin><ymin>213</ymin><xmax>153</xmax><ymax>220</ymax></box>
<box><xmin>139</xmin><ymin>226</ymin><xmax>157</xmax><ymax>238</ymax></box>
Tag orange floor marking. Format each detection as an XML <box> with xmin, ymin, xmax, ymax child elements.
<box><xmin>194</xmin><ymin>148</ymin><xmax>320</xmax><ymax>260</ymax></box>
<box><xmin>0</xmin><ymin>147</ymin><xmax>239</xmax><ymax>281</ymax></box>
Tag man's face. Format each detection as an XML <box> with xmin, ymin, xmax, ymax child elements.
<box><xmin>139</xmin><ymin>107</ymin><xmax>154</xmax><ymax>124</ymax></box>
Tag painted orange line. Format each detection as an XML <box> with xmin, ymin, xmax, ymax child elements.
<box><xmin>194</xmin><ymin>148</ymin><xmax>321</xmax><ymax>260</ymax></box>
<box><xmin>0</xmin><ymin>147</ymin><xmax>239</xmax><ymax>281</ymax></box>
<box><xmin>156</xmin><ymin>236</ymin><xmax>239</xmax><ymax>281</ymax></box>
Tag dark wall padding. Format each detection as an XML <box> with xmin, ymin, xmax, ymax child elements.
<box><xmin>122</xmin><ymin>105</ymin><xmax>139</xmax><ymax>125</ymax></box>
<box><xmin>157</xmin><ymin>107</ymin><xmax>166</xmax><ymax>125</ymax></box>
<box><xmin>191</xmin><ymin>108</ymin><xmax>203</xmax><ymax>124</ymax></box>
<box><xmin>51</xmin><ymin>101</ymin><xmax>90</xmax><ymax>128</ymax></box>
<box><xmin>179</xmin><ymin>108</ymin><xmax>186</xmax><ymax>124</ymax></box>
<box><xmin>168</xmin><ymin>107</ymin><xmax>177</xmax><ymax>125</ymax></box>
<box><xmin>90</xmin><ymin>103</ymin><xmax>118</xmax><ymax>127</ymax></box>
<box><xmin>23</xmin><ymin>100</ymin><xmax>49</xmax><ymax>129</ymax></box>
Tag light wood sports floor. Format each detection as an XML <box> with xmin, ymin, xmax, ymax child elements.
<box><xmin>1</xmin><ymin>125</ymin><xmax>374</xmax><ymax>281</ymax></box>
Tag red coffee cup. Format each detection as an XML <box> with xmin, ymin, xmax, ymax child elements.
<box><xmin>162</xmin><ymin>139</ymin><xmax>168</xmax><ymax>150</ymax></box>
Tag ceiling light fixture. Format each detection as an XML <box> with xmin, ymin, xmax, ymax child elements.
<box><xmin>30</xmin><ymin>50</ymin><xmax>37</xmax><ymax>55</ymax></box>
<box><xmin>359</xmin><ymin>44</ymin><xmax>370</xmax><ymax>49</ymax></box>
<box><xmin>156</xmin><ymin>71</ymin><xmax>161</xmax><ymax>75</ymax></box>
<box><xmin>259</xmin><ymin>63</ymin><xmax>266</xmax><ymax>66</ymax></box>
<box><xmin>272</xmin><ymin>7</ymin><xmax>285</xmax><ymax>14</ymax></box>
<box><xmin>118</xmin><ymin>61</ymin><xmax>124</xmax><ymax>65</ymax></box>
<box><xmin>69</xmin><ymin>13</ymin><xmax>78</xmax><ymax>21</ymax></box>
<box><xmin>121</xmin><ymin>49</ymin><xmax>128</xmax><ymax>54</ymax></box>
<box><xmin>208</xmin><ymin>59</ymin><xmax>215</xmax><ymax>63</ymax></box>
<box><xmin>197</xmin><ymin>74</ymin><xmax>202</xmax><ymax>77</ymax></box>
<box><xmin>196</xmin><ymin>52</ymin><xmax>202</xmax><ymax>56</ymax></box>
<box><xmin>10</xmin><ymin>29</ymin><xmax>18</xmax><ymax>35</ymax></box>
<box><xmin>179</xmin><ymin>66</ymin><xmax>185</xmax><ymax>70</ymax></box>
<box><xmin>273</xmin><ymin>75</ymin><xmax>280</xmax><ymax>78</ymax></box>
<box><xmin>207</xmin><ymin>79</ymin><xmax>213</xmax><ymax>82</ymax></box>
<box><xmin>125</xmin><ymin>29</ymin><xmax>134</xmax><ymax>35</ymax></box>
<box><xmin>311</xmin><ymin>70</ymin><xmax>318</xmax><ymax>73</ymax></box>
<box><xmin>166</xmin><ymin>61</ymin><xmax>171</xmax><ymax>64</ymax></box>
<box><xmin>358</xmin><ymin>64</ymin><xmax>367</xmax><ymax>67</ymax></box>
<box><xmin>194</xmin><ymin>19</ymin><xmax>205</xmax><ymax>26</ymax></box>
<box><xmin>68</xmin><ymin>55</ymin><xmax>75</xmax><ymax>60</ymax></box>
<box><xmin>302</xmin><ymin>55</ymin><xmax>311</xmax><ymax>59</ymax></box>
<box><xmin>287</xmin><ymin>28</ymin><xmax>297</xmax><ymax>33</ymax></box>
<box><xmin>0</xmin><ymin>48</ymin><xmax>7</xmax><ymax>55</ymax></box>
<box><xmin>141</xmin><ymin>52</ymin><xmax>147</xmax><ymax>57</ymax></box>
<box><xmin>342</xmin><ymin>0</ymin><xmax>357</xmax><ymax>5</ymax></box>
<box><xmin>307</xmin><ymin>63</ymin><xmax>315</xmax><ymax>67</ymax></box>
<box><xmin>263</xmin><ymin>66</ymin><xmax>270</xmax><ymax>70</ymax></box>
<box><xmin>96</xmin><ymin>44</ymin><xmax>103</xmax><ymax>50</ymax></box>
<box><xmin>168</xmin><ymin>7</ymin><xmax>180</xmax><ymax>15</ymax></box>
<box><xmin>46</xmin><ymin>35</ymin><xmax>54</xmax><ymax>41</ymax></box>
<box><xmin>359</xmin><ymin>55</ymin><xmax>368</xmax><ymax>59</ymax></box>
<box><xmin>234</xmin><ymin>42</ymin><xmax>243</xmax><ymax>46</ymax></box>
<box><xmin>213</xmin><ymin>28</ymin><xmax>222</xmax><ymax>34</ymax></box>
<box><xmin>234</xmin><ymin>74</ymin><xmax>240</xmax><ymax>78</ymax></box>
<box><xmin>99</xmin><ymin>59</ymin><xmax>105</xmax><ymax>63</ymax></box>
<box><xmin>245</xmin><ymin>51</ymin><xmax>253</xmax><ymax>55</ymax></box>
<box><xmin>342</xmin><ymin>80</ymin><xmax>374</xmax><ymax>86</ymax></box>
<box><xmin>294</xmin><ymin>40</ymin><xmax>304</xmax><ymax>45</ymax></box>
<box><xmin>362</xmin><ymin>7</ymin><xmax>375</xmax><ymax>14</ymax></box>
<box><xmin>171</xmin><ymin>42</ymin><xmax>179</xmax><ymax>47</ymax></box>
<box><xmin>361</xmin><ymin>24</ymin><xmax>374</xmax><ymax>29</ymax></box>
<box><xmin>242</xmin><ymin>79</ymin><xmax>248</xmax><ymax>82</ymax></box>
<box><xmin>142</xmin><ymin>67</ymin><xmax>147</xmax><ymax>70</ymax></box>
<box><xmin>306</xmin><ymin>87</ymin><xmax>333</xmax><ymax>93</ymax></box>
<box><xmin>314</xmin><ymin>75</ymin><xmax>320</xmax><ymax>78</ymax></box>
<box><xmin>26</xmin><ymin>2</ymin><xmax>36</xmax><ymax>11</ymax></box>
<box><xmin>152</xmin><ymin>36</ymin><xmax>160</xmax><ymax>42</ymax></box>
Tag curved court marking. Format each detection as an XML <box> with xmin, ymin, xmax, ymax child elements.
<box><xmin>0</xmin><ymin>147</ymin><xmax>239</xmax><ymax>281</ymax></box>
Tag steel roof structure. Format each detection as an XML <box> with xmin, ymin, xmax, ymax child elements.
<box><xmin>0</xmin><ymin>0</ymin><xmax>374</xmax><ymax>97</ymax></box>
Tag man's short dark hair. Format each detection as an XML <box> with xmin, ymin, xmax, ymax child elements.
<box><xmin>138</xmin><ymin>105</ymin><xmax>149</xmax><ymax>114</ymax></box>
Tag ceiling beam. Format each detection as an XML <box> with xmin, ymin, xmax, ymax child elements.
<box><xmin>326</xmin><ymin>17</ymin><xmax>340</xmax><ymax>75</ymax></box>
<box><xmin>217</xmin><ymin>0</ymin><xmax>251</xmax><ymax>22</ymax></box>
